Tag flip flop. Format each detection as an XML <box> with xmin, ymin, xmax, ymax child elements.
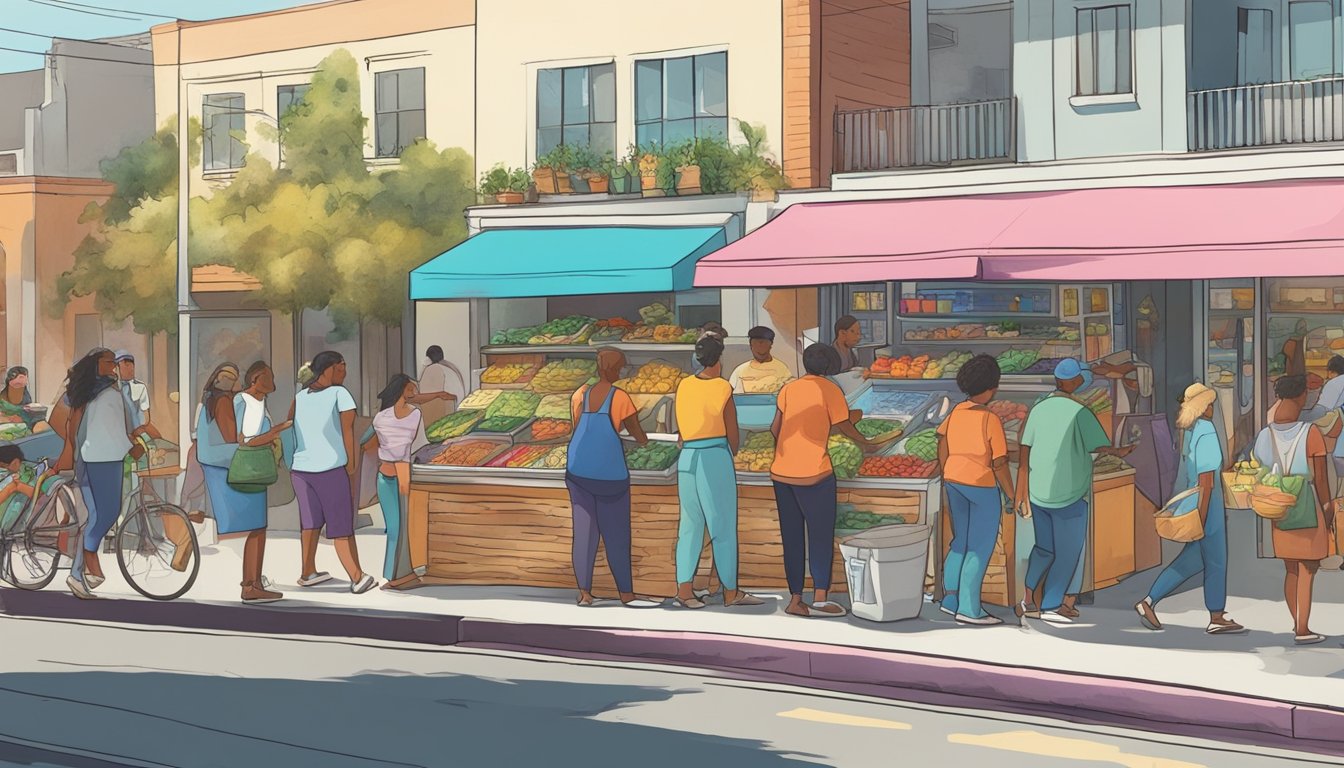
<box><xmin>674</xmin><ymin>596</ymin><xmax>707</xmax><ymax>610</ymax></box>
<box><xmin>724</xmin><ymin>592</ymin><xmax>765</xmax><ymax>607</ymax></box>
<box><xmin>1295</xmin><ymin>633</ymin><xmax>1327</xmax><ymax>646</ymax></box>
<box><xmin>1206</xmin><ymin>621</ymin><xmax>1247</xmax><ymax>635</ymax></box>
<box><xmin>621</xmin><ymin>599</ymin><xmax>662</xmax><ymax>609</ymax></box>
<box><xmin>809</xmin><ymin>601</ymin><xmax>848</xmax><ymax>618</ymax></box>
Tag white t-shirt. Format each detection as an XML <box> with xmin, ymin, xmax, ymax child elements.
<box><xmin>122</xmin><ymin>379</ymin><xmax>149</xmax><ymax>415</ymax></box>
<box><xmin>79</xmin><ymin>385</ymin><xmax>133</xmax><ymax>464</ymax></box>
<box><xmin>291</xmin><ymin>385</ymin><xmax>357</xmax><ymax>474</ymax></box>
<box><xmin>237</xmin><ymin>392</ymin><xmax>267</xmax><ymax>440</ymax></box>
<box><xmin>729</xmin><ymin>358</ymin><xmax>793</xmax><ymax>394</ymax></box>
<box><xmin>372</xmin><ymin>407</ymin><xmax>429</xmax><ymax>463</ymax></box>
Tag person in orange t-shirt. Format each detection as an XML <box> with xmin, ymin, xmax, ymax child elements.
<box><xmin>935</xmin><ymin>354</ymin><xmax>1017</xmax><ymax>626</ymax></box>
<box><xmin>770</xmin><ymin>344</ymin><xmax>887</xmax><ymax>619</ymax></box>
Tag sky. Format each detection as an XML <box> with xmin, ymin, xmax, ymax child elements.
<box><xmin>0</xmin><ymin>0</ymin><xmax>315</xmax><ymax>73</ymax></box>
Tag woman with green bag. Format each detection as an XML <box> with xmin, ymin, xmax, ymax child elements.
<box><xmin>1253</xmin><ymin>374</ymin><xmax>1337</xmax><ymax>645</ymax></box>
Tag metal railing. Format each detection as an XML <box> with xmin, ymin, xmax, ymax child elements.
<box><xmin>834</xmin><ymin>98</ymin><xmax>1015</xmax><ymax>173</ymax></box>
<box><xmin>1188</xmin><ymin>77</ymin><xmax>1344</xmax><ymax>151</ymax></box>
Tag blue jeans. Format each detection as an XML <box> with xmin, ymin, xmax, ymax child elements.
<box><xmin>1024</xmin><ymin>497</ymin><xmax>1089</xmax><ymax>612</ymax></box>
<box><xmin>773</xmin><ymin>476</ymin><xmax>838</xmax><ymax>594</ymax></box>
<box><xmin>72</xmin><ymin>460</ymin><xmax>124</xmax><ymax>584</ymax></box>
<box><xmin>941</xmin><ymin>482</ymin><xmax>1003</xmax><ymax>619</ymax></box>
<box><xmin>377</xmin><ymin>473</ymin><xmax>413</xmax><ymax>582</ymax></box>
<box><xmin>676</xmin><ymin>438</ymin><xmax>739</xmax><ymax>589</ymax></box>
<box><xmin>1147</xmin><ymin>510</ymin><xmax>1228</xmax><ymax>613</ymax></box>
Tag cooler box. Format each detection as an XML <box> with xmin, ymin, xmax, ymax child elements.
<box><xmin>840</xmin><ymin>524</ymin><xmax>932</xmax><ymax>622</ymax></box>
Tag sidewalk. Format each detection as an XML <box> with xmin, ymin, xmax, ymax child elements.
<box><xmin>3</xmin><ymin>509</ymin><xmax>1344</xmax><ymax>753</ymax></box>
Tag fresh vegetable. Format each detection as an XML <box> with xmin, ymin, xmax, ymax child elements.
<box><xmin>531</xmin><ymin>444</ymin><xmax>569</xmax><ymax>469</ymax></box>
<box><xmin>638</xmin><ymin>302</ymin><xmax>675</xmax><ymax>327</ymax></box>
<box><xmin>855</xmin><ymin>418</ymin><xmax>904</xmax><ymax>440</ymax></box>
<box><xmin>902</xmin><ymin>429</ymin><xmax>939</xmax><ymax>463</ymax></box>
<box><xmin>485</xmin><ymin>444</ymin><xmax>553</xmax><ymax>468</ymax></box>
<box><xmin>535</xmin><ymin>394</ymin><xmax>572</xmax><ymax>421</ymax></box>
<box><xmin>476</xmin><ymin>415</ymin><xmax>530</xmax><ymax>433</ymax></box>
<box><xmin>489</xmin><ymin>326</ymin><xmax>540</xmax><ymax>346</ymax></box>
<box><xmin>986</xmin><ymin>400</ymin><xmax>1028</xmax><ymax>423</ymax></box>
<box><xmin>618</xmin><ymin>361</ymin><xmax>687</xmax><ymax>394</ymax></box>
<box><xmin>827</xmin><ymin>435</ymin><xmax>862</xmax><ymax>479</ymax></box>
<box><xmin>426</xmin><ymin>410</ymin><xmax>484</xmax><ymax>442</ymax></box>
<box><xmin>529</xmin><ymin>359</ymin><xmax>598</xmax><ymax>393</ymax></box>
<box><xmin>836</xmin><ymin>508</ymin><xmax>906</xmax><ymax>531</ymax></box>
<box><xmin>485</xmin><ymin>391</ymin><xmax>541</xmax><ymax>419</ymax></box>
<box><xmin>734</xmin><ymin>432</ymin><xmax>776</xmax><ymax>472</ymax></box>
<box><xmin>858</xmin><ymin>455</ymin><xmax>937</xmax><ymax>478</ymax></box>
<box><xmin>624</xmin><ymin>441</ymin><xmax>679</xmax><ymax>471</ymax></box>
<box><xmin>995</xmin><ymin>349</ymin><xmax>1040</xmax><ymax>374</ymax></box>
<box><xmin>480</xmin><ymin>362</ymin><xmax>536</xmax><ymax>385</ymax></box>
<box><xmin>458</xmin><ymin>389</ymin><xmax>503</xmax><ymax>411</ymax></box>
<box><xmin>530</xmin><ymin>418</ymin><xmax>572</xmax><ymax>441</ymax></box>
<box><xmin>429</xmin><ymin>440</ymin><xmax>501</xmax><ymax>466</ymax></box>
<box><xmin>528</xmin><ymin>315</ymin><xmax>595</xmax><ymax>344</ymax></box>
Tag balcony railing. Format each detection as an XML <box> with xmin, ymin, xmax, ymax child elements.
<box><xmin>834</xmin><ymin>98</ymin><xmax>1015</xmax><ymax>173</ymax></box>
<box><xmin>1189</xmin><ymin>77</ymin><xmax>1344</xmax><ymax>152</ymax></box>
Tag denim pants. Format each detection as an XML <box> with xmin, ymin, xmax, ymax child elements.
<box><xmin>941</xmin><ymin>482</ymin><xmax>1003</xmax><ymax>619</ymax></box>
<box><xmin>773</xmin><ymin>475</ymin><xmax>838</xmax><ymax>595</ymax></box>
<box><xmin>377</xmin><ymin>474</ymin><xmax>413</xmax><ymax>583</ymax></box>
<box><xmin>676</xmin><ymin>438</ymin><xmax>739</xmax><ymax>589</ymax></box>
<box><xmin>1147</xmin><ymin>510</ymin><xmax>1228</xmax><ymax>612</ymax></box>
<box><xmin>1024</xmin><ymin>497</ymin><xmax>1089</xmax><ymax>612</ymax></box>
<box><xmin>72</xmin><ymin>460</ymin><xmax>124</xmax><ymax>583</ymax></box>
<box><xmin>566</xmin><ymin>474</ymin><xmax>633</xmax><ymax>594</ymax></box>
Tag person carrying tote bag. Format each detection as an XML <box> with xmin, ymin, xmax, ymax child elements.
<box><xmin>1136</xmin><ymin>383</ymin><xmax>1243</xmax><ymax>635</ymax></box>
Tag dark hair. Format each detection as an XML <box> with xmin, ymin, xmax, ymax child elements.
<box><xmin>835</xmin><ymin>315</ymin><xmax>859</xmax><ymax>335</ymax></box>
<box><xmin>378</xmin><ymin>373</ymin><xmax>416</xmax><ymax>413</ymax></box>
<box><xmin>65</xmin><ymin>348</ymin><xmax>113</xmax><ymax>411</ymax></box>
<box><xmin>695</xmin><ymin>336</ymin><xmax>725</xmax><ymax>369</ymax></box>
<box><xmin>426</xmin><ymin>346</ymin><xmax>444</xmax><ymax>363</ymax></box>
<box><xmin>747</xmin><ymin>326</ymin><xmax>775</xmax><ymax>342</ymax></box>
<box><xmin>0</xmin><ymin>445</ymin><xmax>22</xmax><ymax>466</ymax></box>
<box><xmin>699</xmin><ymin>322</ymin><xmax>727</xmax><ymax>342</ymax></box>
<box><xmin>202</xmin><ymin>363</ymin><xmax>239</xmax><ymax>422</ymax></box>
<box><xmin>307</xmin><ymin>351</ymin><xmax>344</xmax><ymax>390</ymax></box>
<box><xmin>244</xmin><ymin>360</ymin><xmax>271</xmax><ymax>388</ymax></box>
<box><xmin>1276</xmin><ymin>374</ymin><xmax>1308</xmax><ymax>401</ymax></box>
<box><xmin>956</xmin><ymin>354</ymin><xmax>1002</xmax><ymax>398</ymax></box>
<box><xmin>803</xmin><ymin>343</ymin><xmax>842</xmax><ymax>377</ymax></box>
<box><xmin>5</xmin><ymin>366</ymin><xmax>30</xmax><ymax>406</ymax></box>
<box><xmin>595</xmin><ymin>347</ymin><xmax>626</xmax><ymax>381</ymax></box>
<box><xmin>1329</xmin><ymin>356</ymin><xmax>1344</xmax><ymax>377</ymax></box>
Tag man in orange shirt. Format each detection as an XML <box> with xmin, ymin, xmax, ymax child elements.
<box><xmin>771</xmin><ymin>344</ymin><xmax>886</xmax><ymax>618</ymax></box>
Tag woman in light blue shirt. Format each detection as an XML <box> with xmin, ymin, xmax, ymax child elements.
<box><xmin>1136</xmin><ymin>383</ymin><xmax>1244</xmax><ymax>635</ymax></box>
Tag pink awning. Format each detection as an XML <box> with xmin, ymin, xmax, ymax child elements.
<box><xmin>693</xmin><ymin>180</ymin><xmax>1344</xmax><ymax>287</ymax></box>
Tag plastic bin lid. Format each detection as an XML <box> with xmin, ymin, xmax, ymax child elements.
<box><xmin>840</xmin><ymin>524</ymin><xmax>931</xmax><ymax>551</ymax></box>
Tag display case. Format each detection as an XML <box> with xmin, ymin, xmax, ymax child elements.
<box><xmin>1207</xmin><ymin>279</ymin><xmax>1257</xmax><ymax>460</ymax></box>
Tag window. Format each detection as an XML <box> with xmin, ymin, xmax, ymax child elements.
<box><xmin>202</xmin><ymin>93</ymin><xmax>246</xmax><ymax>171</ymax></box>
<box><xmin>1290</xmin><ymin>0</ymin><xmax>1336</xmax><ymax>81</ymax></box>
<box><xmin>277</xmin><ymin>84</ymin><xmax>311</xmax><ymax>119</ymax></box>
<box><xmin>1075</xmin><ymin>5</ymin><xmax>1133</xmax><ymax>96</ymax></box>
<box><xmin>536</xmin><ymin>63</ymin><xmax>615</xmax><ymax>159</ymax></box>
<box><xmin>635</xmin><ymin>52</ymin><xmax>728</xmax><ymax>147</ymax></box>
<box><xmin>1238</xmin><ymin>8</ymin><xmax>1275</xmax><ymax>86</ymax></box>
<box><xmin>375</xmin><ymin>68</ymin><xmax>426</xmax><ymax>158</ymax></box>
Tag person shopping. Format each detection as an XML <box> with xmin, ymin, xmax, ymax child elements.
<box><xmin>936</xmin><ymin>355</ymin><xmax>1016</xmax><ymax>626</ymax></box>
<box><xmin>1135</xmin><ymin>383</ymin><xmax>1244</xmax><ymax>635</ymax></box>
<box><xmin>566</xmin><ymin>348</ymin><xmax>659</xmax><ymax>608</ymax></box>
<box><xmin>673</xmin><ymin>336</ymin><xmax>763</xmax><ymax>609</ymax></box>
<box><xmin>369</xmin><ymin>374</ymin><xmax>430</xmax><ymax>591</ymax></box>
<box><xmin>1253</xmin><ymin>374</ymin><xmax>1335</xmax><ymax>645</ymax></box>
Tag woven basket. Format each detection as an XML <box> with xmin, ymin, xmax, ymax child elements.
<box><xmin>1250</xmin><ymin>489</ymin><xmax>1294</xmax><ymax>521</ymax></box>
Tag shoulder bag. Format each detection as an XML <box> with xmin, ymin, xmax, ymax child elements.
<box><xmin>1267</xmin><ymin>427</ymin><xmax>1321</xmax><ymax>532</ymax></box>
<box><xmin>1154</xmin><ymin>431</ymin><xmax>1204</xmax><ymax>542</ymax></box>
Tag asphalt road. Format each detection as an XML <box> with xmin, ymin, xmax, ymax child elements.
<box><xmin>0</xmin><ymin>616</ymin><xmax>1338</xmax><ymax>768</ymax></box>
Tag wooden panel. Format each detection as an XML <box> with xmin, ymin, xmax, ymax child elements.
<box><xmin>1133</xmin><ymin>490</ymin><xmax>1163</xmax><ymax>574</ymax></box>
<box><xmin>1093</xmin><ymin>481</ymin><xmax>1137</xmax><ymax>589</ymax></box>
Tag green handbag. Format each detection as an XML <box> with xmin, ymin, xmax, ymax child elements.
<box><xmin>1276</xmin><ymin>478</ymin><xmax>1321</xmax><ymax>531</ymax></box>
<box><xmin>227</xmin><ymin>445</ymin><xmax>278</xmax><ymax>494</ymax></box>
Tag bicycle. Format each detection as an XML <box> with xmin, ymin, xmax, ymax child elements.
<box><xmin>107</xmin><ymin>438</ymin><xmax>201</xmax><ymax>600</ymax></box>
<box><xmin>1</xmin><ymin>459</ymin><xmax>81</xmax><ymax>591</ymax></box>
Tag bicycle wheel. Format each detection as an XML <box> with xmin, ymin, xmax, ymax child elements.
<box><xmin>115</xmin><ymin>503</ymin><xmax>199</xmax><ymax>600</ymax></box>
<box><xmin>5</xmin><ymin>483</ymin><xmax>78</xmax><ymax>591</ymax></box>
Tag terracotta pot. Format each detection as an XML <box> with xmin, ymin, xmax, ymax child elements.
<box><xmin>676</xmin><ymin>165</ymin><xmax>702</xmax><ymax>195</ymax></box>
<box><xmin>587</xmin><ymin>175</ymin><xmax>610</xmax><ymax>194</ymax></box>
<box><xmin>556</xmin><ymin>171</ymin><xmax>574</xmax><ymax>194</ymax></box>
<box><xmin>749</xmin><ymin>185</ymin><xmax>777</xmax><ymax>203</ymax></box>
<box><xmin>532</xmin><ymin>167</ymin><xmax>560</xmax><ymax>195</ymax></box>
<box><xmin>494</xmin><ymin>191</ymin><xmax>525</xmax><ymax>205</ymax></box>
<box><xmin>641</xmin><ymin>174</ymin><xmax>664</xmax><ymax>196</ymax></box>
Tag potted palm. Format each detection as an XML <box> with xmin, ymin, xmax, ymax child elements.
<box><xmin>533</xmin><ymin>145</ymin><xmax>575</xmax><ymax>195</ymax></box>
<box><xmin>479</xmin><ymin>164</ymin><xmax>530</xmax><ymax>205</ymax></box>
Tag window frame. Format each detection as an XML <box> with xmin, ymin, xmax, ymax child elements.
<box><xmin>1074</xmin><ymin>4</ymin><xmax>1134</xmax><ymax>97</ymax></box>
<box><xmin>1289</xmin><ymin>0</ymin><xmax>1339</xmax><ymax>82</ymax></box>
<box><xmin>534</xmin><ymin>62</ymin><xmax>616</xmax><ymax>161</ymax></box>
<box><xmin>634</xmin><ymin>51</ymin><xmax>729</xmax><ymax>147</ymax></box>
<box><xmin>374</xmin><ymin>67</ymin><xmax>427</xmax><ymax>159</ymax></box>
<box><xmin>202</xmin><ymin>92</ymin><xmax>247</xmax><ymax>172</ymax></box>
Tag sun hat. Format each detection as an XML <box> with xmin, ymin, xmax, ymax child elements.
<box><xmin>1053</xmin><ymin>358</ymin><xmax>1093</xmax><ymax>390</ymax></box>
<box><xmin>1177</xmin><ymin>382</ymin><xmax>1218</xmax><ymax>430</ymax></box>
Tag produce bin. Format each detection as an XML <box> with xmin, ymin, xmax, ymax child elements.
<box><xmin>5</xmin><ymin>429</ymin><xmax>63</xmax><ymax>464</ymax></box>
<box><xmin>840</xmin><ymin>523</ymin><xmax>932</xmax><ymax>622</ymax></box>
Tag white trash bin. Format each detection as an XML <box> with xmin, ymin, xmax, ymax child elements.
<box><xmin>840</xmin><ymin>524</ymin><xmax>932</xmax><ymax>622</ymax></box>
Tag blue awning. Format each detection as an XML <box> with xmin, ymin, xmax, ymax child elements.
<box><xmin>410</xmin><ymin>226</ymin><xmax>727</xmax><ymax>300</ymax></box>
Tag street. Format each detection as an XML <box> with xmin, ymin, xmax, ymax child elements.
<box><xmin>0</xmin><ymin>616</ymin><xmax>1337</xmax><ymax>768</ymax></box>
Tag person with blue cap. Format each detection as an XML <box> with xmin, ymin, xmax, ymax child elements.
<box><xmin>1015</xmin><ymin>358</ymin><xmax>1134</xmax><ymax>623</ymax></box>
<box><xmin>115</xmin><ymin>351</ymin><xmax>150</xmax><ymax>431</ymax></box>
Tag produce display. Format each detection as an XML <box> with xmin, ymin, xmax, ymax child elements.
<box><xmin>624</xmin><ymin>441</ymin><xmax>680</xmax><ymax>471</ymax></box>
<box><xmin>476</xmin><ymin>415</ymin><xmax>531</xmax><ymax>433</ymax></box>
<box><xmin>995</xmin><ymin>349</ymin><xmax>1040</xmax><ymax>374</ymax></box>
<box><xmin>1022</xmin><ymin>357</ymin><xmax>1069</xmax><ymax>375</ymax></box>
<box><xmin>529</xmin><ymin>315</ymin><xmax>595</xmax><ymax>345</ymax></box>
<box><xmin>530</xmin><ymin>418</ymin><xmax>572</xmax><ymax>441</ymax></box>
<box><xmin>639</xmin><ymin>302</ymin><xmax>675</xmax><ymax>327</ymax></box>
<box><xmin>589</xmin><ymin>317</ymin><xmax>634</xmax><ymax>345</ymax></box>
<box><xmin>458</xmin><ymin>389</ymin><xmax>504</xmax><ymax>412</ymax></box>
<box><xmin>528</xmin><ymin>359</ymin><xmax>598</xmax><ymax>393</ymax></box>
<box><xmin>858</xmin><ymin>455</ymin><xmax>938</xmax><ymax>478</ymax></box>
<box><xmin>936</xmin><ymin>351</ymin><xmax>974</xmax><ymax>377</ymax></box>
<box><xmin>535</xmin><ymin>394</ymin><xmax>572</xmax><ymax>421</ymax></box>
<box><xmin>0</xmin><ymin>423</ymin><xmax>33</xmax><ymax>442</ymax></box>
<box><xmin>827</xmin><ymin>435</ymin><xmax>863</xmax><ymax>479</ymax></box>
<box><xmin>1092</xmin><ymin>454</ymin><xmax>1130</xmax><ymax>475</ymax></box>
<box><xmin>855</xmin><ymin>418</ymin><xmax>905</xmax><ymax>441</ymax></box>
<box><xmin>986</xmin><ymin>400</ymin><xmax>1029</xmax><ymax>424</ymax></box>
<box><xmin>734</xmin><ymin>432</ymin><xmax>776</xmax><ymax>473</ymax></box>
<box><xmin>426</xmin><ymin>410</ymin><xmax>484</xmax><ymax>442</ymax></box>
<box><xmin>836</xmin><ymin>507</ymin><xmax>906</xmax><ymax>532</ymax></box>
<box><xmin>867</xmin><ymin>355</ymin><xmax>931</xmax><ymax>379</ymax></box>
<box><xmin>485</xmin><ymin>391</ymin><xmax>541</xmax><ymax>419</ymax></box>
<box><xmin>530</xmin><ymin>444</ymin><xmax>569</xmax><ymax>469</ymax></box>
<box><xmin>903</xmin><ymin>323</ymin><xmax>1079</xmax><ymax>342</ymax></box>
<box><xmin>485</xmin><ymin>444</ymin><xmax>553</xmax><ymax>468</ymax></box>
<box><xmin>428</xmin><ymin>440</ymin><xmax>503</xmax><ymax>467</ymax></box>
<box><xmin>1076</xmin><ymin>385</ymin><xmax>1112</xmax><ymax>416</ymax></box>
<box><xmin>489</xmin><ymin>326</ymin><xmax>540</xmax><ymax>346</ymax></box>
<box><xmin>622</xmin><ymin>325</ymin><xmax>656</xmax><ymax>343</ymax></box>
<box><xmin>901</xmin><ymin>429</ymin><xmax>939</xmax><ymax>463</ymax></box>
<box><xmin>619</xmin><ymin>361</ymin><xmax>689</xmax><ymax>395</ymax></box>
<box><xmin>481</xmin><ymin>362</ymin><xmax>538</xmax><ymax>385</ymax></box>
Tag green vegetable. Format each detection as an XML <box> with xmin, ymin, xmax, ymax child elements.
<box><xmin>902</xmin><ymin>429</ymin><xmax>939</xmax><ymax>463</ymax></box>
<box><xmin>476</xmin><ymin>415</ymin><xmax>529</xmax><ymax>433</ymax></box>
<box><xmin>624</xmin><ymin>441</ymin><xmax>680</xmax><ymax>471</ymax></box>
<box><xmin>856</xmin><ymin>418</ymin><xmax>904</xmax><ymax>439</ymax></box>
<box><xmin>490</xmin><ymin>326</ymin><xmax>540</xmax><ymax>346</ymax></box>
<box><xmin>426</xmin><ymin>411</ymin><xmax>484</xmax><ymax>442</ymax></box>
<box><xmin>535</xmin><ymin>315</ymin><xmax>595</xmax><ymax>338</ymax></box>
<box><xmin>827</xmin><ymin>435</ymin><xmax>862</xmax><ymax>479</ymax></box>
<box><xmin>485</xmin><ymin>391</ymin><xmax>541</xmax><ymax>419</ymax></box>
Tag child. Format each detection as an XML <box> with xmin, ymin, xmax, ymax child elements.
<box><xmin>0</xmin><ymin>444</ymin><xmax>39</xmax><ymax>535</ymax></box>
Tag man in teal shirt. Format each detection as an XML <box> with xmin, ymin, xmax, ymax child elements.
<box><xmin>1015</xmin><ymin>359</ymin><xmax>1134</xmax><ymax>623</ymax></box>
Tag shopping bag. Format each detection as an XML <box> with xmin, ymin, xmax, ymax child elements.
<box><xmin>1154</xmin><ymin>487</ymin><xmax>1204</xmax><ymax>543</ymax></box>
<box><xmin>1274</xmin><ymin>476</ymin><xmax>1320</xmax><ymax>531</ymax></box>
<box><xmin>226</xmin><ymin>445</ymin><xmax>278</xmax><ymax>494</ymax></box>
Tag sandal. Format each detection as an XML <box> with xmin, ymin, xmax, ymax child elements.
<box><xmin>674</xmin><ymin>596</ymin><xmax>707</xmax><ymax>610</ymax></box>
<box><xmin>809</xmin><ymin>601</ymin><xmax>848</xmax><ymax>618</ymax></box>
<box><xmin>1135</xmin><ymin>599</ymin><xmax>1162</xmax><ymax>631</ymax></box>
<box><xmin>1206</xmin><ymin>619</ymin><xmax>1246</xmax><ymax>635</ymax></box>
<box><xmin>1295</xmin><ymin>633</ymin><xmax>1327</xmax><ymax>646</ymax></box>
<box><xmin>724</xmin><ymin>592</ymin><xmax>765</xmax><ymax>607</ymax></box>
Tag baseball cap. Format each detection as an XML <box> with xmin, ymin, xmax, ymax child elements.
<box><xmin>747</xmin><ymin>326</ymin><xmax>776</xmax><ymax>342</ymax></box>
<box><xmin>1053</xmin><ymin>358</ymin><xmax>1093</xmax><ymax>390</ymax></box>
<box><xmin>114</xmin><ymin>350</ymin><xmax>134</xmax><ymax>363</ymax></box>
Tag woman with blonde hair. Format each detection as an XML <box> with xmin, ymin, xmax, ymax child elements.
<box><xmin>1136</xmin><ymin>382</ymin><xmax>1244</xmax><ymax>635</ymax></box>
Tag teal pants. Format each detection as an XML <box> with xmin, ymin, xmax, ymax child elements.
<box><xmin>377</xmin><ymin>473</ymin><xmax>413</xmax><ymax>583</ymax></box>
<box><xmin>676</xmin><ymin>438</ymin><xmax>739</xmax><ymax>589</ymax></box>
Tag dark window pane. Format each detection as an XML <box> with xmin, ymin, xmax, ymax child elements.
<box><xmin>1096</xmin><ymin>6</ymin><xmax>1118</xmax><ymax>94</ymax></box>
<box><xmin>1077</xmin><ymin>9</ymin><xmax>1096</xmax><ymax>95</ymax></box>
<box><xmin>376</xmin><ymin>71</ymin><xmax>398</xmax><ymax>112</ymax></box>
<box><xmin>695</xmin><ymin>52</ymin><xmax>727</xmax><ymax>116</ymax></box>
<box><xmin>537</xmin><ymin>68</ymin><xmax>563</xmax><ymax>128</ymax></box>
<box><xmin>636</xmin><ymin>122</ymin><xmax>662</xmax><ymax>147</ymax></box>
<box><xmin>664</xmin><ymin>118</ymin><xmax>695</xmax><ymax>145</ymax></box>
<box><xmin>665</xmin><ymin>57</ymin><xmax>694</xmax><ymax>120</ymax></box>
<box><xmin>399</xmin><ymin>109</ymin><xmax>426</xmax><ymax>152</ymax></box>
<box><xmin>398</xmin><ymin>68</ymin><xmax>425</xmax><ymax>110</ymax></box>
<box><xmin>591</xmin><ymin>63</ymin><xmax>616</xmax><ymax>124</ymax></box>
<box><xmin>563</xmin><ymin>67</ymin><xmax>590</xmax><ymax>125</ymax></box>
<box><xmin>589</xmin><ymin>122</ymin><xmax>616</xmax><ymax>156</ymax></box>
<box><xmin>636</xmin><ymin>60</ymin><xmax>662</xmax><ymax>122</ymax></box>
<box><xmin>696</xmin><ymin>117</ymin><xmax>728</xmax><ymax>140</ymax></box>
<box><xmin>376</xmin><ymin>113</ymin><xmax>398</xmax><ymax>157</ymax></box>
<box><xmin>537</xmin><ymin>127</ymin><xmax>562</xmax><ymax>157</ymax></box>
<box><xmin>562</xmin><ymin>124</ymin><xmax>590</xmax><ymax>148</ymax></box>
<box><xmin>1116</xmin><ymin>6</ymin><xmax>1132</xmax><ymax>93</ymax></box>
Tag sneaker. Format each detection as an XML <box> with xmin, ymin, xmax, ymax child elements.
<box><xmin>1041</xmin><ymin>610</ymin><xmax>1074</xmax><ymax>625</ymax></box>
<box><xmin>938</xmin><ymin>604</ymin><xmax>956</xmax><ymax>617</ymax></box>
<box><xmin>956</xmin><ymin>613</ymin><xmax>1004</xmax><ymax>626</ymax></box>
<box><xmin>83</xmin><ymin>573</ymin><xmax>106</xmax><ymax>591</ymax></box>
<box><xmin>298</xmin><ymin>571</ymin><xmax>332</xmax><ymax>587</ymax></box>
<box><xmin>66</xmin><ymin>575</ymin><xmax>99</xmax><ymax>601</ymax></box>
<box><xmin>350</xmin><ymin>574</ymin><xmax>377</xmax><ymax>594</ymax></box>
<box><xmin>242</xmin><ymin>585</ymin><xmax>284</xmax><ymax>605</ymax></box>
<box><xmin>1135</xmin><ymin>599</ymin><xmax>1162</xmax><ymax>631</ymax></box>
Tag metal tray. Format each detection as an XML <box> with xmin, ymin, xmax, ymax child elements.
<box><xmin>413</xmin><ymin>434</ymin><xmax>513</xmax><ymax>468</ymax></box>
<box><xmin>473</xmin><ymin>415</ymin><xmax>536</xmax><ymax>439</ymax></box>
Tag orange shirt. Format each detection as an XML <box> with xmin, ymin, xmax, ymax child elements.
<box><xmin>571</xmin><ymin>385</ymin><xmax>638</xmax><ymax>431</ymax></box>
<box><xmin>936</xmin><ymin>401</ymin><xmax>1008</xmax><ymax>488</ymax></box>
<box><xmin>771</xmin><ymin>375</ymin><xmax>851</xmax><ymax>483</ymax></box>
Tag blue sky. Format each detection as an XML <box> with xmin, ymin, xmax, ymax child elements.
<box><xmin>1</xmin><ymin>0</ymin><xmax>313</xmax><ymax>73</ymax></box>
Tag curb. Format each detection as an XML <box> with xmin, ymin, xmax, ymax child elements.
<box><xmin>3</xmin><ymin>587</ymin><xmax>1341</xmax><ymax>755</ymax></box>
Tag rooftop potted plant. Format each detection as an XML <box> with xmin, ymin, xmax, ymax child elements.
<box><xmin>479</xmin><ymin>164</ymin><xmax>531</xmax><ymax>205</ymax></box>
<box><xmin>638</xmin><ymin>147</ymin><xmax>663</xmax><ymax>197</ymax></box>
<box><xmin>731</xmin><ymin>120</ymin><xmax>788</xmax><ymax>202</ymax></box>
<box><xmin>570</xmin><ymin>145</ymin><xmax>612</xmax><ymax>194</ymax></box>
<box><xmin>608</xmin><ymin>146</ymin><xmax>639</xmax><ymax>195</ymax></box>
<box><xmin>669</xmin><ymin>140</ymin><xmax>701</xmax><ymax>196</ymax></box>
<box><xmin>692</xmin><ymin>135</ymin><xmax>735</xmax><ymax>195</ymax></box>
<box><xmin>533</xmin><ymin>144</ymin><xmax>575</xmax><ymax>195</ymax></box>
